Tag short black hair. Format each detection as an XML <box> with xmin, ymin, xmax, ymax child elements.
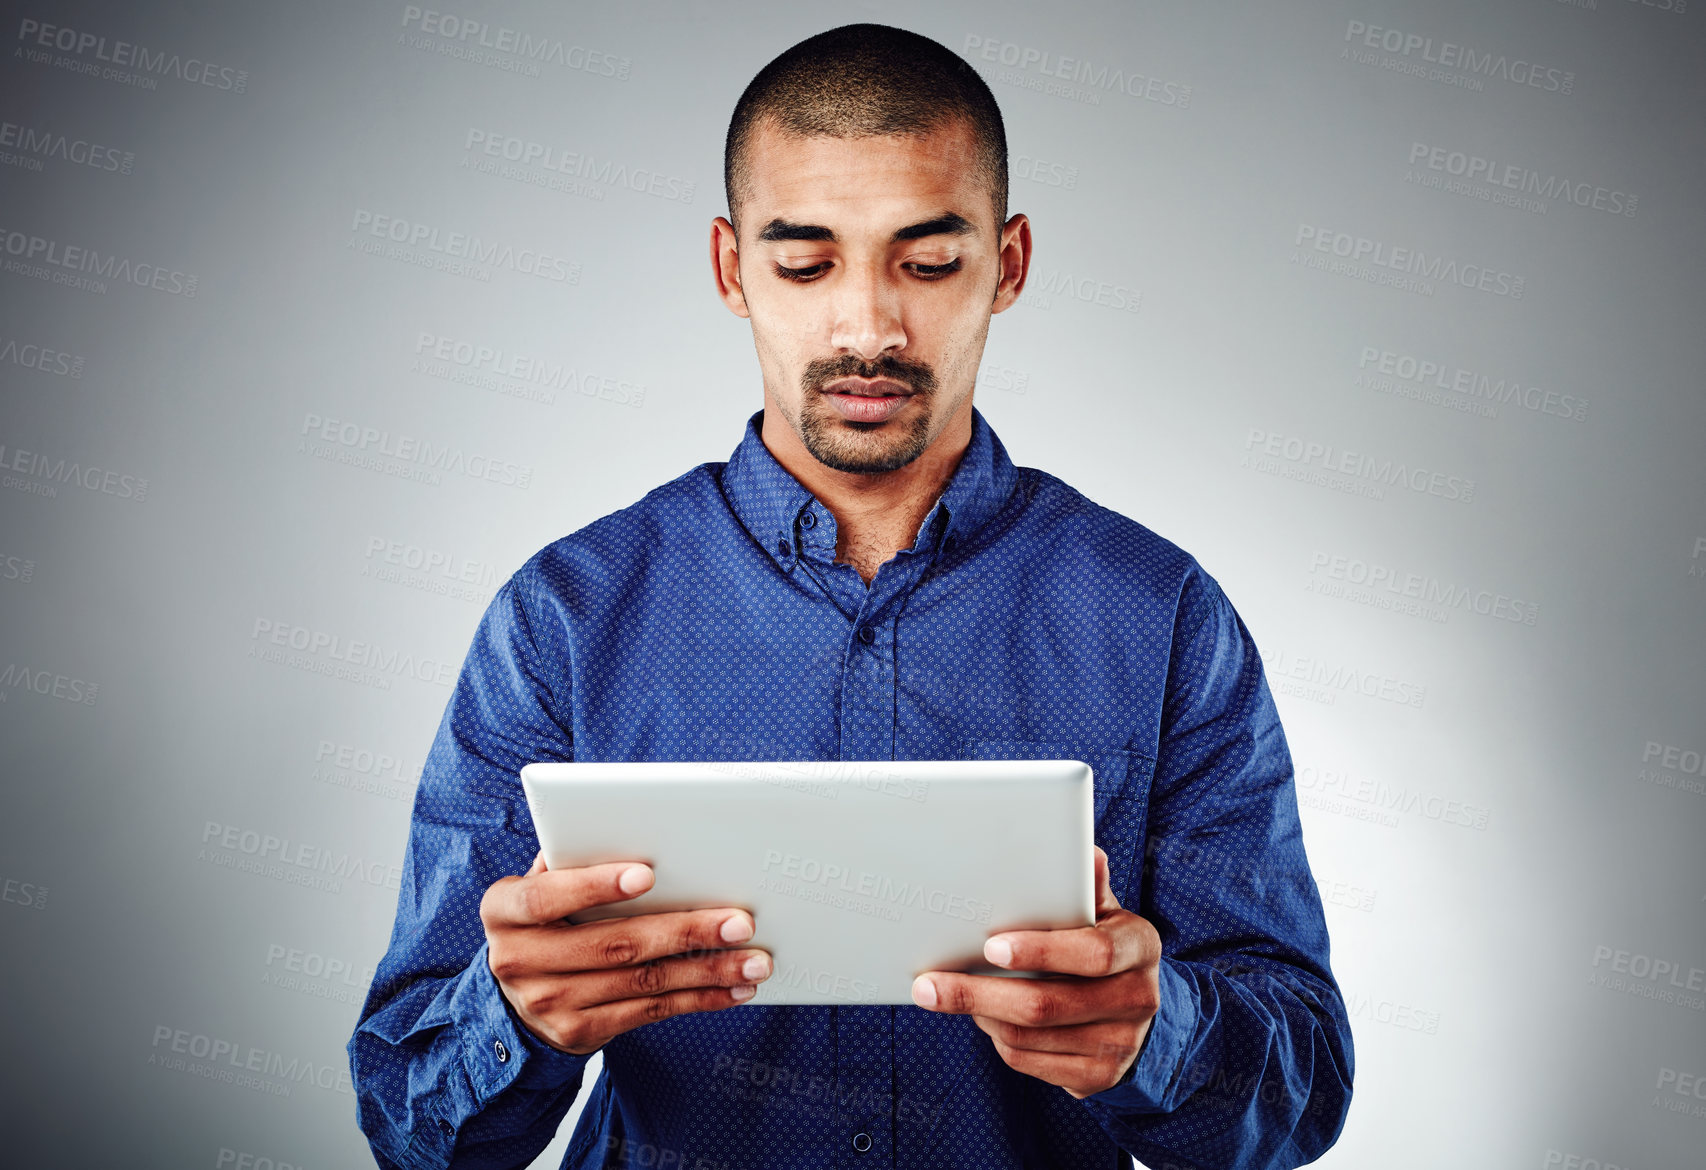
<box><xmin>724</xmin><ymin>23</ymin><xmax>1008</xmax><ymax>240</ymax></box>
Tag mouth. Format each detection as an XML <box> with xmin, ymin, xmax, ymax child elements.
<box><xmin>820</xmin><ymin>377</ymin><xmax>916</xmax><ymax>424</ymax></box>
<box><xmin>823</xmin><ymin>377</ymin><xmax>913</xmax><ymax>398</ymax></box>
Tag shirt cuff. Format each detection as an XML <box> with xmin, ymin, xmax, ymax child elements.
<box><xmin>1086</xmin><ymin>956</ymin><xmax>1196</xmax><ymax>1112</ymax></box>
<box><xmin>449</xmin><ymin>938</ymin><xmax>593</xmax><ymax>1101</ymax></box>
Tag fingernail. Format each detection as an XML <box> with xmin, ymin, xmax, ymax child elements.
<box><xmin>984</xmin><ymin>936</ymin><xmax>1012</xmax><ymax>966</ymax></box>
<box><xmin>720</xmin><ymin>914</ymin><xmax>753</xmax><ymax>943</ymax></box>
<box><xmin>618</xmin><ymin>865</ymin><xmax>653</xmax><ymax>895</ymax></box>
<box><xmin>911</xmin><ymin>975</ymin><xmax>937</xmax><ymax>1008</ymax></box>
<box><xmin>731</xmin><ymin>984</ymin><xmax>756</xmax><ymax>1001</ymax></box>
<box><xmin>742</xmin><ymin>954</ymin><xmax>771</xmax><ymax>981</ymax></box>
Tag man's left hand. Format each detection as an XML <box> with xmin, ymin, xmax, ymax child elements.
<box><xmin>910</xmin><ymin>846</ymin><xmax>1163</xmax><ymax>1099</ymax></box>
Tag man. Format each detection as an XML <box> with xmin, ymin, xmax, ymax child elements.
<box><xmin>349</xmin><ymin>23</ymin><xmax>1354</xmax><ymax>1170</ymax></box>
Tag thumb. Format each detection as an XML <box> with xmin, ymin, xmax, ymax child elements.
<box><xmin>527</xmin><ymin>849</ymin><xmax>547</xmax><ymax>876</ymax></box>
<box><xmin>1092</xmin><ymin>845</ymin><xmax>1121</xmax><ymax>917</ymax></box>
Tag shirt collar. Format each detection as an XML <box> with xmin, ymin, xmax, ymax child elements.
<box><xmin>718</xmin><ymin>405</ymin><xmax>1020</xmax><ymax>571</ymax></box>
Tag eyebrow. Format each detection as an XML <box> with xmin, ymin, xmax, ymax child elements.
<box><xmin>754</xmin><ymin>211</ymin><xmax>976</xmax><ymax>245</ymax></box>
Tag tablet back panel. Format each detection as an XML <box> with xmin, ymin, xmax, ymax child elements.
<box><xmin>519</xmin><ymin>759</ymin><xmax>1094</xmax><ymax>1004</ymax></box>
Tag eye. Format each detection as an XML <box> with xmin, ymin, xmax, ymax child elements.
<box><xmin>908</xmin><ymin>259</ymin><xmax>962</xmax><ymax>280</ymax></box>
<box><xmin>770</xmin><ymin>259</ymin><xmax>963</xmax><ymax>283</ymax></box>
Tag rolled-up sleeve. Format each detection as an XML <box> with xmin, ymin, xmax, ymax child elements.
<box><xmin>348</xmin><ymin>568</ymin><xmax>593</xmax><ymax>1169</ymax></box>
<box><xmin>1081</xmin><ymin>569</ymin><xmax>1355</xmax><ymax>1169</ymax></box>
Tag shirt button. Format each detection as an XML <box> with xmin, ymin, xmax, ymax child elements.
<box><xmin>493</xmin><ymin>1038</ymin><xmax>509</xmax><ymax>1063</ymax></box>
<box><xmin>857</xmin><ymin>626</ymin><xmax>876</xmax><ymax>645</ymax></box>
<box><xmin>799</xmin><ymin>510</ymin><xmax>816</xmax><ymax>529</ymax></box>
<box><xmin>852</xmin><ymin>1132</ymin><xmax>872</xmax><ymax>1152</ymax></box>
<box><xmin>438</xmin><ymin>1118</ymin><xmax>454</xmax><ymax>1138</ymax></box>
<box><xmin>777</xmin><ymin>538</ymin><xmax>792</xmax><ymax>558</ymax></box>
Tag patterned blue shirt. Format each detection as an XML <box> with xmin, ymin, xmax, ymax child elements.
<box><xmin>348</xmin><ymin>406</ymin><xmax>1354</xmax><ymax>1170</ymax></box>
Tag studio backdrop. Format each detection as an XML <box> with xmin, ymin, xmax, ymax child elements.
<box><xmin>2</xmin><ymin>1</ymin><xmax>1702</xmax><ymax>1167</ymax></box>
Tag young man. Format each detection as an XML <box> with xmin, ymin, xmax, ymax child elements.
<box><xmin>350</xmin><ymin>23</ymin><xmax>1354</xmax><ymax>1170</ymax></box>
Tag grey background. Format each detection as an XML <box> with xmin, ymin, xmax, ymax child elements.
<box><xmin>2</xmin><ymin>0</ymin><xmax>1703</xmax><ymax>1167</ymax></box>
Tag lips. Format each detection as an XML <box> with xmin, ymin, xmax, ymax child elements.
<box><xmin>820</xmin><ymin>377</ymin><xmax>916</xmax><ymax>423</ymax></box>
<box><xmin>823</xmin><ymin>377</ymin><xmax>912</xmax><ymax>398</ymax></box>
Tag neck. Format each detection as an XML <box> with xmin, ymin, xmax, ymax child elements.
<box><xmin>760</xmin><ymin>397</ymin><xmax>973</xmax><ymax>584</ymax></box>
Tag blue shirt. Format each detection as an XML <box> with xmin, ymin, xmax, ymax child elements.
<box><xmin>348</xmin><ymin>406</ymin><xmax>1354</xmax><ymax>1170</ymax></box>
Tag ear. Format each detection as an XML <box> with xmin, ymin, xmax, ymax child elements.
<box><xmin>711</xmin><ymin>216</ymin><xmax>751</xmax><ymax>319</ymax></box>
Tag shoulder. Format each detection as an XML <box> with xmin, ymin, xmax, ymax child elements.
<box><xmin>1014</xmin><ymin>465</ymin><xmax>1229</xmax><ymax>626</ymax></box>
<box><xmin>511</xmin><ymin>461</ymin><xmax>725</xmax><ymax>614</ymax></box>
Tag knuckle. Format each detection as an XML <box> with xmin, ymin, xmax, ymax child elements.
<box><xmin>642</xmin><ymin>994</ymin><xmax>673</xmax><ymax>1023</ymax></box>
<box><xmin>516</xmin><ymin>881</ymin><xmax>547</xmax><ymax>925</ymax></box>
<box><xmin>630</xmin><ymin>960</ymin><xmax>665</xmax><ymax>995</ymax></box>
<box><xmin>488</xmin><ymin>949</ymin><xmax>520</xmax><ymax>982</ymax></box>
<box><xmin>600</xmin><ymin>932</ymin><xmax>639</xmax><ymax>968</ymax></box>
<box><xmin>1090</xmin><ymin>932</ymin><xmax>1120</xmax><ymax>976</ymax></box>
<box><xmin>1016</xmin><ymin>992</ymin><xmax>1055</xmax><ymax>1027</ymax></box>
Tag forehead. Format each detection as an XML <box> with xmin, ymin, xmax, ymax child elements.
<box><xmin>742</xmin><ymin>117</ymin><xmax>991</xmax><ymax>238</ymax></box>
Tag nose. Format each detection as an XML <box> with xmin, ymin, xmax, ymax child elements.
<box><xmin>827</xmin><ymin>259</ymin><xmax>907</xmax><ymax>360</ymax></box>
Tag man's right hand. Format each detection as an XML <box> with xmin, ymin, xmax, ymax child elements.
<box><xmin>480</xmin><ymin>852</ymin><xmax>772</xmax><ymax>1055</ymax></box>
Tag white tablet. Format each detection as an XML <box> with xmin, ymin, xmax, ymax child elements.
<box><xmin>518</xmin><ymin>759</ymin><xmax>1095</xmax><ymax>1005</ymax></box>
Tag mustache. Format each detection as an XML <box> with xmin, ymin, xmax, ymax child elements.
<box><xmin>802</xmin><ymin>354</ymin><xmax>938</xmax><ymax>395</ymax></box>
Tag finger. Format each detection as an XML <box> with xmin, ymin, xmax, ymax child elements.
<box><xmin>981</xmin><ymin>910</ymin><xmax>1158</xmax><ymax>978</ymax></box>
<box><xmin>913</xmin><ymin>969</ymin><xmax>1116</xmax><ymax>1029</ymax></box>
<box><xmin>526</xmin><ymin>850</ymin><xmax>547</xmax><ymax>877</ymax></box>
<box><xmin>570</xmin><ymin>946</ymin><xmax>773</xmax><ymax>1008</ymax></box>
<box><xmin>551</xmin><ymin>906</ymin><xmax>757</xmax><ymax>972</ymax></box>
<box><xmin>485</xmin><ymin>860</ymin><xmax>656</xmax><ymax>927</ymax></box>
<box><xmin>984</xmin><ymin>1032</ymin><xmax>1122</xmax><ymax>1099</ymax></box>
<box><xmin>565</xmin><ymin>983</ymin><xmax>762</xmax><ymax>1050</ymax></box>
<box><xmin>1092</xmin><ymin>845</ymin><xmax>1121</xmax><ymax>918</ymax></box>
<box><xmin>970</xmin><ymin>1011</ymin><xmax>1144</xmax><ymax>1061</ymax></box>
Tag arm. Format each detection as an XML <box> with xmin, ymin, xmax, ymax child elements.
<box><xmin>1078</xmin><ymin>570</ymin><xmax>1355</xmax><ymax>1169</ymax></box>
<box><xmin>347</xmin><ymin>572</ymin><xmax>594</xmax><ymax>1169</ymax></box>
